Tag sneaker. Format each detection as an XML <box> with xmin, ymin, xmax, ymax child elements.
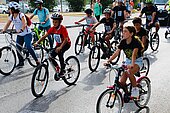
<box><xmin>54</xmin><ymin>70</ymin><xmax>65</xmax><ymax>81</ymax></box>
<box><xmin>15</xmin><ymin>62</ymin><xmax>24</xmax><ymax>68</ymax></box>
<box><xmin>131</xmin><ymin>87</ymin><xmax>139</xmax><ymax>98</ymax></box>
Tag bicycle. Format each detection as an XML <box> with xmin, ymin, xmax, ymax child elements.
<box><xmin>165</xmin><ymin>12</ymin><xmax>170</xmax><ymax>39</ymax></box>
<box><xmin>0</xmin><ymin>31</ymin><xmax>44</xmax><ymax>75</ymax></box>
<box><xmin>88</xmin><ymin>32</ymin><xmax>120</xmax><ymax>72</ymax></box>
<box><xmin>32</xmin><ymin>22</ymin><xmax>51</xmax><ymax>48</ymax></box>
<box><xmin>74</xmin><ymin>23</ymin><xmax>97</xmax><ymax>55</ymax></box>
<box><xmin>96</xmin><ymin>63</ymin><xmax>151</xmax><ymax>113</ymax></box>
<box><xmin>144</xmin><ymin>24</ymin><xmax>160</xmax><ymax>51</ymax></box>
<box><xmin>31</xmin><ymin>47</ymin><xmax>80</xmax><ymax>97</ymax></box>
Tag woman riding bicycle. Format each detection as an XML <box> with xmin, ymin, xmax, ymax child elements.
<box><xmin>34</xmin><ymin>13</ymin><xmax>71</xmax><ymax>81</ymax></box>
<box><xmin>2</xmin><ymin>1</ymin><xmax>40</xmax><ymax>68</ymax></box>
<box><xmin>105</xmin><ymin>26</ymin><xmax>144</xmax><ymax>98</ymax></box>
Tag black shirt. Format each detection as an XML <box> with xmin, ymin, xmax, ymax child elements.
<box><xmin>136</xmin><ymin>27</ymin><xmax>147</xmax><ymax>40</ymax></box>
<box><xmin>100</xmin><ymin>17</ymin><xmax>115</xmax><ymax>32</ymax></box>
<box><xmin>112</xmin><ymin>5</ymin><xmax>126</xmax><ymax>21</ymax></box>
<box><xmin>118</xmin><ymin>36</ymin><xmax>143</xmax><ymax>59</ymax></box>
<box><xmin>141</xmin><ymin>6</ymin><xmax>158</xmax><ymax>22</ymax></box>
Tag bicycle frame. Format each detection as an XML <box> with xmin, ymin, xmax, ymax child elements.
<box><xmin>4</xmin><ymin>32</ymin><xmax>30</xmax><ymax>59</ymax></box>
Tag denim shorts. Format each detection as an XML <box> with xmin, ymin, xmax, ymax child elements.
<box><xmin>125</xmin><ymin>57</ymin><xmax>143</xmax><ymax>69</ymax></box>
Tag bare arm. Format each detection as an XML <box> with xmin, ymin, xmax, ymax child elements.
<box><xmin>2</xmin><ymin>20</ymin><xmax>12</xmax><ymax>32</ymax></box>
<box><xmin>151</xmin><ymin>12</ymin><xmax>156</xmax><ymax>23</ymax></box>
<box><xmin>37</xmin><ymin>33</ymin><xmax>48</xmax><ymax>44</ymax></box>
<box><xmin>91</xmin><ymin>22</ymin><xmax>100</xmax><ymax>30</ymax></box>
<box><xmin>107</xmin><ymin>49</ymin><xmax>121</xmax><ymax>63</ymax></box>
<box><xmin>77</xmin><ymin>17</ymin><xmax>86</xmax><ymax>23</ymax></box>
<box><xmin>131</xmin><ymin>48</ymin><xmax>138</xmax><ymax>67</ymax></box>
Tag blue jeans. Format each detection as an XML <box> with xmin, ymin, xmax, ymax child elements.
<box><xmin>16</xmin><ymin>33</ymin><xmax>38</xmax><ymax>63</ymax></box>
<box><xmin>38</xmin><ymin>25</ymin><xmax>53</xmax><ymax>48</ymax></box>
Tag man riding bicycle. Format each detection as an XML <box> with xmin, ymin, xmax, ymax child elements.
<box><xmin>30</xmin><ymin>0</ymin><xmax>53</xmax><ymax>49</ymax></box>
<box><xmin>139</xmin><ymin>0</ymin><xmax>160</xmax><ymax>33</ymax></box>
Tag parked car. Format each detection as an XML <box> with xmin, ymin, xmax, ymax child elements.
<box><xmin>0</xmin><ymin>4</ymin><xmax>8</xmax><ymax>14</ymax></box>
<box><xmin>19</xmin><ymin>3</ymin><xmax>30</xmax><ymax>13</ymax></box>
<box><xmin>53</xmin><ymin>5</ymin><xmax>69</xmax><ymax>12</ymax></box>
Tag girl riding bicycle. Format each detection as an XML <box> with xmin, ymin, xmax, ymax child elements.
<box><xmin>75</xmin><ymin>8</ymin><xmax>97</xmax><ymax>52</ymax></box>
<box><xmin>2</xmin><ymin>2</ymin><xmax>40</xmax><ymax>68</ymax></box>
<box><xmin>34</xmin><ymin>13</ymin><xmax>71</xmax><ymax>81</ymax></box>
<box><xmin>105</xmin><ymin>26</ymin><xmax>144</xmax><ymax>98</ymax></box>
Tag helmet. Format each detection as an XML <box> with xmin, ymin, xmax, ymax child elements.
<box><xmin>145</xmin><ymin>0</ymin><xmax>153</xmax><ymax>4</ymax></box>
<box><xmin>85</xmin><ymin>8</ymin><xmax>93</xmax><ymax>15</ymax></box>
<box><xmin>8</xmin><ymin>2</ymin><xmax>20</xmax><ymax>10</ymax></box>
<box><xmin>51</xmin><ymin>13</ymin><xmax>63</xmax><ymax>20</ymax></box>
<box><xmin>103</xmin><ymin>8</ymin><xmax>112</xmax><ymax>15</ymax></box>
<box><xmin>132</xmin><ymin>17</ymin><xmax>142</xmax><ymax>25</ymax></box>
<box><xmin>35</xmin><ymin>0</ymin><xmax>43</xmax><ymax>4</ymax></box>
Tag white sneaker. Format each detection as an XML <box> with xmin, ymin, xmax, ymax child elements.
<box><xmin>131</xmin><ymin>87</ymin><xmax>139</xmax><ymax>98</ymax></box>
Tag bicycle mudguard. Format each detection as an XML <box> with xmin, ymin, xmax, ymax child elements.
<box><xmin>137</xmin><ymin>76</ymin><xmax>151</xmax><ymax>83</ymax></box>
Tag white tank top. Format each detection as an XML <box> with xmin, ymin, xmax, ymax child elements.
<box><xmin>9</xmin><ymin>13</ymin><xmax>32</xmax><ymax>36</ymax></box>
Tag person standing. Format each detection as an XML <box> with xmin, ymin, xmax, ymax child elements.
<box><xmin>30</xmin><ymin>0</ymin><xmax>53</xmax><ymax>49</ymax></box>
<box><xmin>93</xmin><ymin>0</ymin><xmax>102</xmax><ymax>21</ymax></box>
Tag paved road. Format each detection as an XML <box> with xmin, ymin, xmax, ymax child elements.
<box><xmin>0</xmin><ymin>13</ymin><xmax>170</xmax><ymax>113</ymax></box>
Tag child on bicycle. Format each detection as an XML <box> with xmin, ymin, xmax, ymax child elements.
<box><xmin>139</xmin><ymin>0</ymin><xmax>160</xmax><ymax>33</ymax></box>
<box><xmin>132</xmin><ymin>17</ymin><xmax>149</xmax><ymax>52</ymax></box>
<box><xmin>34</xmin><ymin>13</ymin><xmax>71</xmax><ymax>81</ymax></box>
<box><xmin>112</xmin><ymin>0</ymin><xmax>127</xmax><ymax>31</ymax></box>
<box><xmin>2</xmin><ymin>2</ymin><xmax>40</xmax><ymax>68</ymax></box>
<box><xmin>75</xmin><ymin>8</ymin><xmax>97</xmax><ymax>52</ymax></box>
<box><xmin>90</xmin><ymin>8</ymin><xmax>116</xmax><ymax>59</ymax></box>
<box><xmin>105</xmin><ymin>26</ymin><xmax>144</xmax><ymax>98</ymax></box>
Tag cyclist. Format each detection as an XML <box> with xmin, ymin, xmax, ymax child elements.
<box><xmin>29</xmin><ymin>0</ymin><xmax>53</xmax><ymax>49</ymax></box>
<box><xmin>75</xmin><ymin>8</ymin><xmax>97</xmax><ymax>52</ymax></box>
<box><xmin>34</xmin><ymin>13</ymin><xmax>71</xmax><ymax>81</ymax></box>
<box><xmin>164</xmin><ymin>0</ymin><xmax>170</xmax><ymax>11</ymax></box>
<box><xmin>139</xmin><ymin>0</ymin><xmax>160</xmax><ymax>33</ymax></box>
<box><xmin>90</xmin><ymin>8</ymin><xmax>116</xmax><ymax>59</ymax></box>
<box><xmin>105</xmin><ymin>26</ymin><xmax>144</xmax><ymax>98</ymax></box>
<box><xmin>112</xmin><ymin>0</ymin><xmax>127</xmax><ymax>31</ymax></box>
<box><xmin>1</xmin><ymin>2</ymin><xmax>40</xmax><ymax>68</ymax></box>
<box><xmin>132</xmin><ymin>17</ymin><xmax>149</xmax><ymax>52</ymax></box>
<box><xmin>124</xmin><ymin>0</ymin><xmax>131</xmax><ymax>17</ymax></box>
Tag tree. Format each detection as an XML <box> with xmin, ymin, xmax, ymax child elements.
<box><xmin>100</xmin><ymin>0</ymin><xmax>113</xmax><ymax>10</ymax></box>
<box><xmin>66</xmin><ymin>0</ymin><xmax>84</xmax><ymax>12</ymax></box>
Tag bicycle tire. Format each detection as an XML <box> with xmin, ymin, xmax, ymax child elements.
<box><xmin>96</xmin><ymin>88</ymin><xmax>123</xmax><ymax>113</ymax></box>
<box><xmin>43</xmin><ymin>39</ymin><xmax>50</xmax><ymax>49</ymax></box>
<box><xmin>110</xmin><ymin>41</ymin><xmax>120</xmax><ymax>64</ymax></box>
<box><xmin>62</xmin><ymin>56</ymin><xmax>80</xmax><ymax>85</ymax></box>
<box><xmin>150</xmin><ymin>32</ymin><xmax>159</xmax><ymax>51</ymax></box>
<box><xmin>140</xmin><ymin>57</ymin><xmax>150</xmax><ymax>76</ymax></box>
<box><xmin>31</xmin><ymin>63</ymin><xmax>49</xmax><ymax>97</ymax></box>
<box><xmin>0</xmin><ymin>46</ymin><xmax>16</xmax><ymax>75</ymax></box>
<box><xmin>135</xmin><ymin>77</ymin><xmax>151</xmax><ymax>108</ymax></box>
<box><xmin>88</xmin><ymin>45</ymin><xmax>100</xmax><ymax>72</ymax></box>
<box><xmin>27</xmin><ymin>45</ymin><xmax>44</xmax><ymax>67</ymax></box>
<box><xmin>75</xmin><ymin>35</ymin><xmax>83</xmax><ymax>55</ymax></box>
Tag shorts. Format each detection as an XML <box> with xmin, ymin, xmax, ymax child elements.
<box><xmin>125</xmin><ymin>57</ymin><xmax>143</xmax><ymax>70</ymax></box>
<box><xmin>146</xmin><ymin>20</ymin><xmax>159</xmax><ymax>30</ymax></box>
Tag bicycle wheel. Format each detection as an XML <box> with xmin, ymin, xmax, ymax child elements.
<box><xmin>135</xmin><ymin>77</ymin><xmax>151</xmax><ymax>108</ymax></box>
<box><xmin>62</xmin><ymin>56</ymin><xmax>80</xmax><ymax>85</ymax></box>
<box><xmin>75</xmin><ymin>35</ymin><xmax>83</xmax><ymax>55</ymax></box>
<box><xmin>0</xmin><ymin>46</ymin><xmax>16</xmax><ymax>75</ymax></box>
<box><xmin>140</xmin><ymin>57</ymin><xmax>150</xmax><ymax>76</ymax></box>
<box><xmin>150</xmin><ymin>32</ymin><xmax>159</xmax><ymax>51</ymax></box>
<box><xmin>27</xmin><ymin>45</ymin><xmax>44</xmax><ymax>67</ymax></box>
<box><xmin>43</xmin><ymin>39</ymin><xmax>50</xmax><ymax>49</ymax></box>
<box><xmin>110</xmin><ymin>41</ymin><xmax>120</xmax><ymax>64</ymax></box>
<box><xmin>31</xmin><ymin>63</ymin><xmax>49</xmax><ymax>97</ymax></box>
<box><xmin>88</xmin><ymin>45</ymin><xmax>100</xmax><ymax>72</ymax></box>
<box><xmin>96</xmin><ymin>88</ymin><xmax>123</xmax><ymax>113</ymax></box>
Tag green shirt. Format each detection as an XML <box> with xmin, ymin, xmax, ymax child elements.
<box><xmin>94</xmin><ymin>3</ymin><xmax>102</xmax><ymax>16</ymax></box>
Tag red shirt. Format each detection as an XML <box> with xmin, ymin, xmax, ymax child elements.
<box><xmin>47</xmin><ymin>25</ymin><xmax>71</xmax><ymax>46</ymax></box>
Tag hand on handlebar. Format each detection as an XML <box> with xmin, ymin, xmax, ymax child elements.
<box><xmin>33</xmin><ymin>42</ymin><xmax>38</xmax><ymax>47</ymax></box>
<box><xmin>75</xmin><ymin>22</ymin><xmax>80</xmax><ymax>24</ymax></box>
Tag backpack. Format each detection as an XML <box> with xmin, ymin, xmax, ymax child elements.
<box><xmin>11</xmin><ymin>13</ymin><xmax>32</xmax><ymax>26</ymax></box>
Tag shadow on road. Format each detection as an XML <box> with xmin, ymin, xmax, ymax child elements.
<box><xmin>18</xmin><ymin>85</ymin><xmax>75</xmax><ymax>113</ymax></box>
